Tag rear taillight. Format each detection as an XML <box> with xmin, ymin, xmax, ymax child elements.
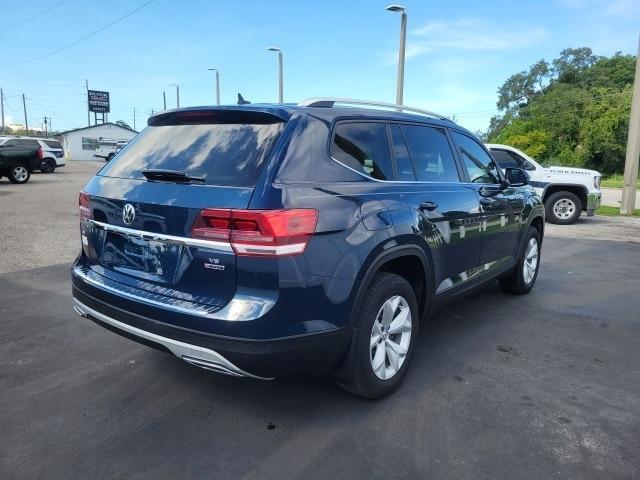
<box><xmin>79</xmin><ymin>191</ymin><xmax>91</xmax><ymax>220</ymax></box>
<box><xmin>191</xmin><ymin>209</ymin><xmax>318</xmax><ymax>257</ymax></box>
<box><xmin>37</xmin><ymin>147</ymin><xmax>44</xmax><ymax>159</ymax></box>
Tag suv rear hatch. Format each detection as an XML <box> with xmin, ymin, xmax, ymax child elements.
<box><xmin>79</xmin><ymin>108</ymin><xmax>288</xmax><ymax>312</ymax></box>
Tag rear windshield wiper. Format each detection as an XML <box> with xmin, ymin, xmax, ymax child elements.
<box><xmin>141</xmin><ymin>169</ymin><xmax>205</xmax><ymax>183</ymax></box>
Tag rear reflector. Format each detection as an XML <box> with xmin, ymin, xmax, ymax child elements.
<box><xmin>79</xmin><ymin>191</ymin><xmax>91</xmax><ymax>220</ymax></box>
<box><xmin>191</xmin><ymin>209</ymin><xmax>318</xmax><ymax>257</ymax></box>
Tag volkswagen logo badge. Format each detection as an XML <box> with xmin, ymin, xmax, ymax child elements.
<box><xmin>122</xmin><ymin>204</ymin><xmax>136</xmax><ymax>225</ymax></box>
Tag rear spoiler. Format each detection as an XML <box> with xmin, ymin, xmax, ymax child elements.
<box><xmin>148</xmin><ymin>107</ymin><xmax>290</xmax><ymax>126</ymax></box>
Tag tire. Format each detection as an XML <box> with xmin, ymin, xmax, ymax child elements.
<box><xmin>337</xmin><ymin>272</ymin><xmax>419</xmax><ymax>399</ymax></box>
<box><xmin>8</xmin><ymin>164</ymin><xmax>30</xmax><ymax>184</ymax></box>
<box><xmin>545</xmin><ymin>191</ymin><xmax>582</xmax><ymax>225</ymax></box>
<box><xmin>106</xmin><ymin>153</ymin><xmax>115</xmax><ymax>162</ymax></box>
<box><xmin>499</xmin><ymin>226</ymin><xmax>541</xmax><ymax>295</ymax></box>
<box><xmin>41</xmin><ymin>158</ymin><xmax>56</xmax><ymax>174</ymax></box>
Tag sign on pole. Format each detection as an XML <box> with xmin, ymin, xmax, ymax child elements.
<box><xmin>88</xmin><ymin>90</ymin><xmax>110</xmax><ymax>113</ymax></box>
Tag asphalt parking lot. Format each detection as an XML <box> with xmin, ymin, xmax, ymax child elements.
<box><xmin>1</xmin><ymin>163</ymin><xmax>639</xmax><ymax>479</ymax></box>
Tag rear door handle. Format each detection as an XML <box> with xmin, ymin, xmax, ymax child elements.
<box><xmin>420</xmin><ymin>201</ymin><xmax>438</xmax><ymax>211</ymax></box>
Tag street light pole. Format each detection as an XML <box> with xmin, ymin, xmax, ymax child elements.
<box><xmin>170</xmin><ymin>84</ymin><xmax>180</xmax><ymax>108</ymax></box>
<box><xmin>386</xmin><ymin>5</ymin><xmax>407</xmax><ymax>106</ymax></box>
<box><xmin>207</xmin><ymin>68</ymin><xmax>221</xmax><ymax>105</ymax></box>
<box><xmin>163</xmin><ymin>91</ymin><xmax>167</xmax><ymax>110</ymax></box>
<box><xmin>267</xmin><ymin>47</ymin><xmax>283</xmax><ymax>103</ymax></box>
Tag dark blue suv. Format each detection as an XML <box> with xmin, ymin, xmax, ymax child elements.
<box><xmin>72</xmin><ymin>98</ymin><xmax>544</xmax><ymax>398</ymax></box>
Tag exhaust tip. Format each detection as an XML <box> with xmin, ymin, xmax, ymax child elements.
<box><xmin>73</xmin><ymin>305</ymin><xmax>87</xmax><ymax>317</ymax></box>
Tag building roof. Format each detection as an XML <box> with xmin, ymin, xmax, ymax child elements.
<box><xmin>58</xmin><ymin>122</ymin><xmax>138</xmax><ymax>136</ymax></box>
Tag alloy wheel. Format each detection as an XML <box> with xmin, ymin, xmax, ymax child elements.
<box><xmin>13</xmin><ymin>166</ymin><xmax>28</xmax><ymax>182</ymax></box>
<box><xmin>370</xmin><ymin>295</ymin><xmax>412</xmax><ymax>380</ymax></box>
<box><xmin>523</xmin><ymin>237</ymin><xmax>539</xmax><ymax>285</ymax></box>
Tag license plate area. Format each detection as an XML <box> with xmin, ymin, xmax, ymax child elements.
<box><xmin>101</xmin><ymin>231</ymin><xmax>182</xmax><ymax>282</ymax></box>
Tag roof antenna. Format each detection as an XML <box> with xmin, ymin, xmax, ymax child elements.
<box><xmin>237</xmin><ymin>93</ymin><xmax>251</xmax><ymax>105</ymax></box>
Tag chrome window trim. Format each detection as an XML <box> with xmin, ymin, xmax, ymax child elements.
<box><xmin>86</xmin><ymin>219</ymin><xmax>233</xmax><ymax>252</ymax></box>
<box><xmin>327</xmin><ymin>120</ymin><xmax>463</xmax><ymax>185</ymax></box>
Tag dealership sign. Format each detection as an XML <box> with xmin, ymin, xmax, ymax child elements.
<box><xmin>88</xmin><ymin>90</ymin><xmax>110</xmax><ymax>113</ymax></box>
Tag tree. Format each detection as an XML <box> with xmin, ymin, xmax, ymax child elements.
<box><xmin>115</xmin><ymin>120</ymin><xmax>132</xmax><ymax>129</ymax></box>
<box><xmin>487</xmin><ymin>47</ymin><xmax>635</xmax><ymax>174</ymax></box>
<box><xmin>496</xmin><ymin>60</ymin><xmax>551</xmax><ymax>112</ymax></box>
<box><xmin>552</xmin><ymin>47</ymin><xmax>597</xmax><ymax>85</ymax></box>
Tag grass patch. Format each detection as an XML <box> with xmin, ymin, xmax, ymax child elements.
<box><xmin>601</xmin><ymin>173</ymin><xmax>640</xmax><ymax>189</ymax></box>
<box><xmin>597</xmin><ymin>205</ymin><xmax>640</xmax><ymax>217</ymax></box>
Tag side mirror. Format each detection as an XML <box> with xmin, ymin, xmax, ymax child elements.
<box><xmin>522</xmin><ymin>160</ymin><xmax>536</xmax><ymax>171</ymax></box>
<box><xmin>505</xmin><ymin>167</ymin><xmax>529</xmax><ymax>187</ymax></box>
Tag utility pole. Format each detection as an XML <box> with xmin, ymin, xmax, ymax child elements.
<box><xmin>621</xmin><ymin>34</ymin><xmax>640</xmax><ymax>215</ymax></box>
<box><xmin>85</xmin><ymin>79</ymin><xmax>90</xmax><ymax>127</ymax></box>
<box><xmin>163</xmin><ymin>91</ymin><xmax>166</xmax><ymax>110</ymax></box>
<box><xmin>22</xmin><ymin>94</ymin><xmax>28</xmax><ymax>135</ymax></box>
<box><xmin>43</xmin><ymin>117</ymin><xmax>48</xmax><ymax>136</ymax></box>
<box><xmin>133</xmin><ymin>107</ymin><xmax>137</xmax><ymax>131</ymax></box>
<box><xmin>1</xmin><ymin>88</ymin><xmax>5</xmax><ymax>132</ymax></box>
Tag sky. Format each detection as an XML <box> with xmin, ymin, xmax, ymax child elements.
<box><xmin>1</xmin><ymin>0</ymin><xmax>639</xmax><ymax>134</ymax></box>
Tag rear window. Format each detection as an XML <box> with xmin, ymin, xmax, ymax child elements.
<box><xmin>99</xmin><ymin>121</ymin><xmax>285</xmax><ymax>187</ymax></box>
<box><xmin>43</xmin><ymin>140</ymin><xmax>62</xmax><ymax>149</ymax></box>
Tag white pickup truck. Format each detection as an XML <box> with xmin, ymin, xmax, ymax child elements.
<box><xmin>487</xmin><ymin>144</ymin><xmax>602</xmax><ymax>225</ymax></box>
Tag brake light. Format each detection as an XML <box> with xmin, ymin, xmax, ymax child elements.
<box><xmin>191</xmin><ymin>209</ymin><xmax>318</xmax><ymax>257</ymax></box>
<box><xmin>79</xmin><ymin>191</ymin><xmax>91</xmax><ymax>220</ymax></box>
<box><xmin>37</xmin><ymin>147</ymin><xmax>44</xmax><ymax>159</ymax></box>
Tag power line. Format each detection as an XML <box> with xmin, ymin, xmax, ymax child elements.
<box><xmin>0</xmin><ymin>0</ymin><xmax>68</xmax><ymax>31</ymax></box>
<box><xmin>26</xmin><ymin>96</ymin><xmax>80</xmax><ymax>127</ymax></box>
<box><xmin>2</xmin><ymin>0</ymin><xmax>156</xmax><ymax>67</ymax></box>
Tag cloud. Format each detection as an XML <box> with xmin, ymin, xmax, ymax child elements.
<box><xmin>404</xmin><ymin>18</ymin><xmax>548</xmax><ymax>59</ymax></box>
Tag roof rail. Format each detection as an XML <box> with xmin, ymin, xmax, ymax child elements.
<box><xmin>297</xmin><ymin>97</ymin><xmax>450</xmax><ymax>121</ymax></box>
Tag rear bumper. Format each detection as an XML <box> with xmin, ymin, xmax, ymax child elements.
<box><xmin>71</xmin><ymin>281</ymin><xmax>346</xmax><ymax>379</ymax></box>
<box><xmin>587</xmin><ymin>192</ymin><xmax>601</xmax><ymax>215</ymax></box>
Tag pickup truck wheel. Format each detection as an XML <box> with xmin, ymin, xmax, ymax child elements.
<box><xmin>545</xmin><ymin>191</ymin><xmax>582</xmax><ymax>224</ymax></box>
<box><xmin>41</xmin><ymin>158</ymin><xmax>56</xmax><ymax>173</ymax></box>
<box><xmin>337</xmin><ymin>272</ymin><xmax>418</xmax><ymax>399</ymax></box>
<box><xmin>499</xmin><ymin>226</ymin><xmax>541</xmax><ymax>295</ymax></box>
<box><xmin>8</xmin><ymin>164</ymin><xmax>30</xmax><ymax>184</ymax></box>
<box><xmin>106</xmin><ymin>153</ymin><xmax>115</xmax><ymax>162</ymax></box>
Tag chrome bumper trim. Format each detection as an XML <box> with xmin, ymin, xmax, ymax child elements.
<box><xmin>587</xmin><ymin>192</ymin><xmax>601</xmax><ymax>214</ymax></box>
<box><xmin>86</xmin><ymin>219</ymin><xmax>233</xmax><ymax>252</ymax></box>
<box><xmin>73</xmin><ymin>298</ymin><xmax>273</xmax><ymax>380</ymax></box>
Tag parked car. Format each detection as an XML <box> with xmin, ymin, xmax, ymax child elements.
<box><xmin>0</xmin><ymin>136</ymin><xmax>65</xmax><ymax>173</ymax></box>
<box><xmin>486</xmin><ymin>144</ymin><xmax>601</xmax><ymax>225</ymax></box>
<box><xmin>0</xmin><ymin>142</ymin><xmax>42</xmax><ymax>183</ymax></box>
<box><xmin>71</xmin><ymin>99</ymin><xmax>545</xmax><ymax>398</ymax></box>
<box><xmin>94</xmin><ymin>138</ymin><xmax>129</xmax><ymax>161</ymax></box>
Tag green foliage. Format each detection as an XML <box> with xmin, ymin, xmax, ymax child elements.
<box><xmin>115</xmin><ymin>120</ymin><xmax>132</xmax><ymax>130</ymax></box>
<box><xmin>487</xmin><ymin>47</ymin><xmax>636</xmax><ymax>174</ymax></box>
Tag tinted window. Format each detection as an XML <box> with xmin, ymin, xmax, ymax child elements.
<box><xmin>43</xmin><ymin>140</ymin><xmax>62</xmax><ymax>149</ymax></box>
<box><xmin>389</xmin><ymin>124</ymin><xmax>415</xmax><ymax>181</ymax></box>
<box><xmin>331</xmin><ymin>122</ymin><xmax>393</xmax><ymax>180</ymax></box>
<box><xmin>18</xmin><ymin>139</ymin><xmax>39</xmax><ymax>147</ymax></box>
<box><xmin>490</xmin><ymin>149</ymin><xmax>525</xmax><ymax>169</ymax></box>
<box><xmin>3</xmin><ymin>140</ymin><xmax>18</xmax><ymax>147</ymax></box>
<box><xmin>99</xmin><ymin>122</ymin><xmax>284</xmax><ymax>187</ymax></box>
<box><xmin>401</xmin><ymin>124</ymin><xmax>459</xmax><ymax>182</ymax></box>
<box><xmin>452</xmin><ymin>132</ymin><xmax>501</xmax><ymax>184</ymax></box>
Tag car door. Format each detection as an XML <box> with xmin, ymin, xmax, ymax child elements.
<box><xmin>451</xmin><ymin>131</ymin><xmax>526</xmax><ymax>271</ymax></box>
<box><xmin>391</xmin><ymin>123</ymin><xmax>483</xmax><ymax>295</ymax></box>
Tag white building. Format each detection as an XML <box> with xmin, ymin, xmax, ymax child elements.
<box><xmin>58</xmin><ymin>122</ymin><xmax>138</xmax><ymax>161</ymax></box>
